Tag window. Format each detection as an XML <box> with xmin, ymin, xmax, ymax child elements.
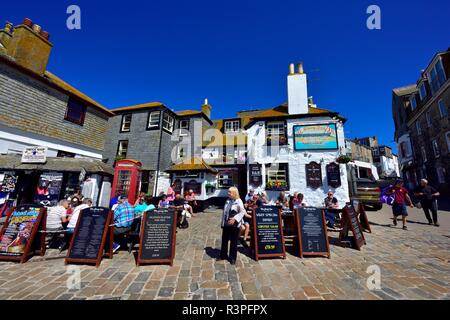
<box><xmin>421</xmin><ymin>146</ymin><xmax>427</xmax><ymax>163</ymax></box>
<box><xmin>162</xmin><ymin>112</ymin><xmax>174</xmax><ymax>133</ymax></box>
<box><xmin>416</xmin><ymin>121</ymin><xmax>422</xmax><ymax>135</ymax></box>
<box><xmin>410</xmin><ymin>95</ymin><xmax>417</xmax><ymax>111</ymax></box>
<box><xmin>436</xmin><ymin>167</ymin><xmax>446</xmax><ymax>184</ymax></box>
<box><xmin>224</xmin><ymin>120</ymin><xmax>240</xmax><ymax>133</ymax></box>
<box><xmin>432</xmin><ymin>139</ymin><xmax>440</xmax><ymax>158</ymax></box>
<box><xmin>438</xmin><ymin>99</ymin><xmax>448</xmax><ymax>118</ymax></box>
<box><xmin>65</xmin><ymin>98</ymin><xmax>86</xmax><ymax>125</ymax></box>
<box><xmin>120</xmin><ymin>114</ymin><xmax>132</xmax><ymax>132</ymax></box>
<box><xmin>446</xmin><ymin>132</ymin><xmax>450</xmax><ymax>153</ymax></box>
<box><xmin>177</xmin><ymin>146</ymin><xmax>185</xmax><ymax>159</ymax></box>
<box><xmin>117</xmin><ymin>140</ymin><xmax>128</xmax><ymax>158</ymax></box>
<box><xmin>217</xmin><ymin>169</ymin><xmax>238</xmax><ymax>188</ymax></box>
<box><xmin>266</xmin><ymin>163</ymin><xmax>289</xmax><ymax>191</ymax></box>
<box><xmin>426</xmin><ymin>111</ymin><xmax>432</xmax><ymax>128</ymax></box>
<box><xmin>428</xmin><ymin>59</ymin><xmax>447</xmax><ymax>94</ymax></box>
<box><xmin>266</xmin><ymin>121</ymin><xmax>287</xmax><ymax>145</ymax></box>
<box><xmin>57</xmin><ymin>150</ymin><xmax>75</xmax><ymax>158</ymax></box>
<box><xmin>418</xmin><ymin>83</ymin><xmax>427</xmax><ymax>101</ymax></box>
<box><xmin>179</xmin><ymin>119</ymin><xmax>189</xmax><ymax>136</ymax></box>
<box><xmin>399</xmin><ymin>142</ymin><xmax>407</xmax><ymax>158</ymax></box>
<box><xmin>147</xmin><ymin>111</ymin><xmax>161</xmax><ymax>129</ymax></box>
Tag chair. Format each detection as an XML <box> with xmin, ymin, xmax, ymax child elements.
<box><xmin>124</xmin><ymin>217</ymin><xmax>142</xmax><ymax>253</ymax></box>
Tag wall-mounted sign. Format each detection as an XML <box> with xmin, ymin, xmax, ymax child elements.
<box><xmin>306</xmin><ymin>162</ymin><xmax>322</xmax><ymax>189</ymax></box>
<box><xmin>249</xmin><ymin>164</ymin><xmax>262</xmax><ymax>187</ymax></box>
<box><xmin>293</xmin><ymin>124</ymin><xmax>338</xmax><ymax>150</ymax></box>
<box><xmin>21</xmin><ymin>146</ymin><xmax>47</xmax><ymax>164</ymax></box>
<box><xmin>326</xmin><ymin>162</ymin><xmax>341</xmax><ymax>188</ymax></box>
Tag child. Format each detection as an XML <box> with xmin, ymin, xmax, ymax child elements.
<box><xmin>387</xmin><ymin>180</ymin><xmax>414</xmax><ymax>230</ymax></box>
<box><xmin>158</xmin><ymin>194</ymin><xmax>170</xmax><ymax>208</ymax></box>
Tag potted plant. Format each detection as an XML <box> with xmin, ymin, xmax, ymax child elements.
<box><xmin>336</xmin><ymin>154</ymin><xmax>352</xmax><ymax>164</ymax></box>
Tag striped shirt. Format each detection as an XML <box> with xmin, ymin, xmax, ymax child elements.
<box><xmin>114</xmin><ymin>201</ymin><xmax>135</xmax><ymax>228</ymax></box>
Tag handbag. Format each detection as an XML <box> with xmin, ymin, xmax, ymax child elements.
<box><xmin>224</xmin><ymin>209</ymin><xmax>239</xmax><ymax>228</ymax></box>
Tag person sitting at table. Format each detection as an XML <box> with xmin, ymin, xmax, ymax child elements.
<box><xmin>259</xmin><ymin>192</ymin><xmax>270</xmax><ymax>205</ymax></box>
<box><xmin>66</xmin><ymin>198</ymin><xmax>93</xmax><ymax>233</ymax></box>
<box><xmin>240</xmin><ymin>207</ymin><xmax>253</xmax><ymax>249</ymax></box>
<box><xmin>45</xmin><ymin>200</ymin><xmax>70</xmax><ymax>247</ymax></box>
<box><xmin>289</xmin><ymin>192</ymin><xmax>307</xmax><ymax>210</ymax></box>
<box><xmin>134</xmin><ymin>195</ymin><xmax>148</xmax><ymax>216</ymax></box>
<box><xmin>185</xmin><ymin>189</ymin><xmax>198</xmax><ymax>212</ymax></box>
<box><xmin>144</xmin><ymin>195</ymin><xmax>156</xmax><ymax>212</ymax></box>
<box><xmin>324</xmin><ymin>191</ymin><xmax>340</xmax><ymax>229</ymax></box>
<box><xmin>276</xmin><ymin>191</ymin><xmax>289</xmax><ymax>210</ymax></box>
<box><xmin>158</xmin><ymin>194</ymin><xmax>170</xmax><ymax>208</ymax></box>
<box><xmin>172</xmin><ymin>193</ymin><xmax>193</xmax><ymax>227</ymax></box>
<box><xmin>134</xmin><ymin>192</ymin><xmax>146</xmax><ymax>206</ymax></box>
<box><xmin>112</xmin><ymin>195</ymin><xmax>135</xmax><ymax>253</ymax></box>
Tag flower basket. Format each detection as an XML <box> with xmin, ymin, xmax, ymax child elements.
<box><xmin>266</xmin><ymin>180</ymin><xmax>289</xmax><ymax>191</ymax></box>
<box><xmin>336</xmin><ymin>155</ymin><xmax>352</xmax><ymax>164</ymax></box>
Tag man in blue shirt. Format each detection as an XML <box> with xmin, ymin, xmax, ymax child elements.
<box><xmin>112</xmin><ymin>195</ymin><xmax>135</xmax><ymax>252</ymax></box>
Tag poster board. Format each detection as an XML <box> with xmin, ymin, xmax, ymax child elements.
<box><xmin>295</xmin><ymin>207</ymin><xmax>330</xmax><ymax>258</ymax></box>
<box><xmin>252</xmin><ymin>206</ymin><xmax>286</xmax><ymax>261</ymax></box>
<box><xmin>0</xmin><ymin>205</ymin><xmax>46</xmax><ymax>263</ymax></box>
<box><xmin>293</xmin><ymin>123</ymin><xmax>339</xmax><ymax>150</ymax></box>
<box><xmin>339</xmin><ymin>205</ymin><xmax>366</xmax><ymax>250</ymax></box>
<box><xmin>137</xmin><ymin>208</ymin><xmax>177</xmax><ymax>266</ymax></box>
<box><xmin>65</xmin><ymin>207</ymin><xmax>112</xmax><ymax>267</ymax></box>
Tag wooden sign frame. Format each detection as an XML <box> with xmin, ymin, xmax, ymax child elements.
<box><xmin>339</xmin><ymin>205</ymin><xmax>366</xmax><ymax>250</ymax></box>
<box><xmin>357</xmin><ymin>202</ymin><xmax>372</xmax><ymax>233</ymax></box>
<box><xmin>295</xmin><ymin>207</ymin><xmax>330</xmax><ymax>258</ymax></box>
<box><xmin>252</xmin><ymin>207</ymin><xmax>286</xmax><ymax>261</ymax></box>
<box><xmin>0</xmin><ymin>205</ymin><xmax>46</xmax><ymax>263</ymax></box>
<box><xmin>65</xmin><ymin>207</ymin><xmax>113</xmax><ymax>267</ymax></box>
<box><xmin>137</xmin><ymin>209</ymin><xmax>177</xmax><ymax>266</ymax></box>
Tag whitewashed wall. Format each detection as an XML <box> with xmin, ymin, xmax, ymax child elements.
<box><xmin>246</xmin><ymin>117</ymin><xmax>350</xmax><ymax>208</ymax></box>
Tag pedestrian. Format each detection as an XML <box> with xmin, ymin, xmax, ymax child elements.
<box><xmin>112</xmin><ymin>195</ymin><xmax>135</xmax><ymax>252</ymax></box>
<box><xmin>387</xmin><ymin>180</ymin><xmax>414</xmax><ymax>230</ymax></box>
<box><xmin>414</xmin><ymin>179</ymin><xmax>440</xmax><ymax>227</ymax></box>
<box><xmin>219</xmin><ymin>187</ymin><xmax>245</xmax><ymax>265</ymax></box>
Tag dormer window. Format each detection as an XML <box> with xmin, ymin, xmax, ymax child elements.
<box><xmin>428</xmin><ymin>58</ymin><xmax>447</xmax><ymax>94</ymax></box>
<box><xmin>224</xmin><ymin>120</ymin><xmax>240</xmax><ymax>133</ymax></box>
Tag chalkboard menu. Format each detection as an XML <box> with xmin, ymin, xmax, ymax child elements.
<box><xmin>326</xmin><ymin>162</ymin><xmax>341</xmax><ymax>188</ymax></box>
<box><xmin>252</xmin><ymin>206</ymin><xmax>285</xmax><ymax>260</ymax></box>
<box><xmin>137</xmin><ymin>208</ymin><xmax>177</xmax><ymax>266</ymax></box>
<box><xmin>249</xmin><ymin>164</ymin><xmax>262</xmax><ymax>187</ymax></box>
<box><xmin>0</xmin><ymin>205</ymin><xmax>46</xmax><ymax>263</ymax></box>
<box><xmin>306</xmin><ymin>162</ymin><xmax>322</xmax><ymax>189</ymax></box>
<box><xmin>66</xmin><ymin>207</ymin><xmax>112</xmax><ymax>267</ymax></box>
<box><xmin>356</xmin><ymin>202</ymin><xmax>371</xmax><ymax>233</ymax></box>
<box><xmin>296</xmin><ymin>207</ymin><xmax>330</xmax><ymax>258</ymax></box>
<box><xmin>339</xmin><ymin>205</ymin><xmax>366</xmax><ymax>250</ymax></box>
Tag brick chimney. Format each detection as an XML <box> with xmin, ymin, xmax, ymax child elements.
<box><xmin>6</xmin><ymin>18</ymin><xmax>53</xmax><ymax>75</ymax></box>
<box><xmin>201</xmin><ymin>98</ymin><xmax>212</xmax><ymax>119</ymax></box>
<box><xmin>287</xmin><ymin>63</ymin><xmax>308</xmax><ymax>115</ymax></box>
<box><xmin>0</xmin><ymin>22</ymin><xmax>13</xmax><ymax>49</ymax></box>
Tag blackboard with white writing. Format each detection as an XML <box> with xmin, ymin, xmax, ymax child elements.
<box><xmin>296</xmin><ymin>207</ymin><xmax>330</xmax><ymax>258</ymax></box>
<box><xmin>253</xmin><ymin>206</ymin><xmax>285</xmax><ymax>260</ymax></box>
<box><xmin>138</xmin><ymin>208</ymin><xmax>177</xmax><ymax>266</ymax></box>
<box><xmin>66</xmin><ymin>207</ymin><xmax>111</xmax><ymax>266</ymax></box>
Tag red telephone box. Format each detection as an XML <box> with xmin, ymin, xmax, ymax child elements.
<box><xmin>111</xmin><ymin>159</ymin><xmax>142</xmax><ymax>205</ymax></box>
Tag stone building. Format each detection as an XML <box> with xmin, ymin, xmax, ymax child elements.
<box><xmin>392</xmin><ymin>47</ymin><xmax>450</xmax><ymax>195</ymax></box>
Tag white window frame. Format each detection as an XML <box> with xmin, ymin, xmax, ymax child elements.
<box><xmin>421</xmin><ymin>146</ymin><xmax>427</xmax><ymax>163</ymax></box>
<box><xmin>179</xmin><ymin>119</ymin><xmax>189</xmax><ymax>136</ymax></box>
<box><xmin>267</xmin><ymin>121</ymin><xmax>285</xmax><ymax>136</ymax></box>
<box><xmin>117</xmin><ymin>140</ymin><xmax>128</xmax><ymax>157</ymax></box>
<box><xmin>224</xmin><ymin>120</ymin><xmax>240</xmax><ymax>133</ymax></box>
<box><xmin>120</xmin><ymin>114</ymin><xmax>132</xmax><ymax>132</ymax></box>
<box><xmin>426</xmin><ymin>111</ymin><xmax>432</xmax><ymax>128</ymax></box>
<box><xmin>162</xmin><ymin>112</ymin><xmax>174</xmax><ymax>133</ymax></box>
<box><xmin>438</xmin><ymin>99</ymin><xmax>448</xmax><ymax>118</ymax></box>
<box><xmin>147</xmin><ymin>111</ymin><xmax>161</xmax><ymax>129</ymax></box>
<box><xmin>432</xmin><ymin>139</ymin><xmax>440</xmax><ymax>158</ymax></box>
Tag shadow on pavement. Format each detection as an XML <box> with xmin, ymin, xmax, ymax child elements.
<box><xmin>204</xmin><ymin>247</ymin><xmax>221</xmax><ymax>259</ymax></box>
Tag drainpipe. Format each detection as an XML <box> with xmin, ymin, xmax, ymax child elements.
<box><xmin>153</xmin><ymin>123</ymin><xmax>164</xmax><ymax>197</ymax></box>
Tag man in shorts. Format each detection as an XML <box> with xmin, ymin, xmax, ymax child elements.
<box><xmin>387</xmin><ymin>180</ymin><xmax>414</xmax><ymax>230</ymax></box>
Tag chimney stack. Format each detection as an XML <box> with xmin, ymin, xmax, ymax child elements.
<box><xmin>0</xmin><ymin>22</ymin><xmax>13</xmax><ymax>49</ymax></box>
<box><xmin>201</xmin><ymin>98</ymin><xmax>212</xmax><ymax>119</ymax></box>
<box><xmin>6</xmin><ymin>18</ymin><xmax>53</xmax><ymax>75</ymax></box>
<box><xmin>287</xmin><ymin>62</ymin><xmax>308</xmax><ymax>115</ymax></box>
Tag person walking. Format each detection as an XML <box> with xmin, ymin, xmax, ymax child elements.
<box><xmin>414</xmin><ymin>179</ymin><xmax>440</xmax><ymax>227</ymax></box>
<box><xmin>387</xmin><ymin>180</ymin><xmax>414</xmax><ymax>230</ymax></box>
<box><xmin>219</xmin><ymin>187</ymin><xmax>245</xmax><ymax>265</ymax></box>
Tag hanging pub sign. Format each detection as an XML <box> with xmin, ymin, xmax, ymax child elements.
<box><xmin>0</xmin><ymin>204</ymin><xmax>47</xmax><ymax>263</ymax></box>
<box><xmin>65</xmin><ymin>207</ymin><xmax>113</xmax><ymax>267</ymax></box>
<box><xmin>339</xmin><ymin>205</ymin><xmax>366</xmax><ymax>250</ymax></box>
<box><xmin>306</xmin><ymin>162</ymin><xmax>322</xmax><ymax>189</ymax></box>
<box><xmin>183</xmin><ymin>180</ymin><xmax>202</xmax><ymax>195</ymax></box>
<box><xmin>252</xmin><ymin>206</ymin><xmax>286</xmax><ymax>261</ymax></box>
<box><xmin>326</xmin><ymin>162</ymin><xmax>341</xmax><ymax>188</ymax></box>
<box><xmin>137</xmin><ymin>208</ymin><xmax>177</xmax><ymax>266</ymax></box>
<box><xmin>21</xmin><ymin>146</ymin><xmax>47</xmax><ymax>164</ymax></box>
<box><xmin>293</xmin><ymin>124</ymin><xmax>339</xmax><ymax>151</ymax></box>
<box><xmin>295</xmin><ymin>207</ymin><xmax>330</xmax><ymax>258</ymax></box>
<box><xmin>249</xmin><ymin>164</ymin><xmax>262</xmax><ymax>187</ymax></box>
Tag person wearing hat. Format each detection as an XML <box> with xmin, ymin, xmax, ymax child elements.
<box><xmin>386</xmin><ymin>180</ymin><xmax>414</xmax><ymax>230</ymax></box>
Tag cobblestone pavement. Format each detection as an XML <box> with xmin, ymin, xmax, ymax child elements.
<box><xmin>1</xmin><ymin>205</ymin><xmax>450</xmax><ymax>300</ymax></box>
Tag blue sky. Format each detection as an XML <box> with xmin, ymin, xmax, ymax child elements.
<box><xmin>2</xmin><ymin>0</ymin><xmax>449</xmax><ymax>149</ymax></box>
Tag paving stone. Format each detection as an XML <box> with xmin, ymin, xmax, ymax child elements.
<box><xmin>158</xmin><ymin>287</ymin><xmax>174</xmax><ymax>297</ymax></box>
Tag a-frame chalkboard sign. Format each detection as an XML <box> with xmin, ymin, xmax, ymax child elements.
<box><xmin>137</xmin><ymin>208</ymin><xmax>177</xmax><ymax>266</ymax></box>
<box><xmin>339</xmin><ymin>205</ymin><xmax>366</xmax><ymax>250</ymax></box>
<box><xmin>65</xmin><ymin>207</ymin><xmax>113</xmax><ymax>267</ymax></box>
<box><xmin>356</xmin><ymin>202</ymin><xmax>371</xmax><ymax>233</ymax></box>
<box><xmin>252</xmin><ymin>206</ymin><xmax>286</xmax><ymax>261</ymax></box>
<box><xmin>295</xmin><ymin>207</ymin><xmax>330</xmax><ymax>258</ymax></box>
<box><xmin>0</xmin><ymin>204</ymin><xmax>47</xmax><ymax>263</ymax></box>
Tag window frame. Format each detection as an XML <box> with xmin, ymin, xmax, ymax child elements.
<box><xmin>416</xmin><ymin>120</ymin><xmax>422</xmax><ymax>135</ymax></box>
<box><xmin>224</xmin><ymin>119</ymin><xmax>241</xmax><ymax>133</ymax></box>
<box><xmin>446</xmin><ymin>131</ymin><xmax>450</xmax><ymax>154</ymax></box>
<box><xmin>426</xmin><ymin>111</ymin><xmax>432</xmax><ymax>128</ymax></box>
<box><xmin>162</xmin><ymin>112</ymin><xmax>175</xmax><ymax>133</ymax></box>
<box><xmin>217</xmin><ymin>169</ymin><xmax>238</xmax><ymax>188</ymax></box>
<box><xmin>265</xmin><ymin>163</ymin><xmax>289</xmax><ymax>191</ymax></box>
<box><xmin>64</xmin><ymin>98</ymin><xmax>87</xmax><ymax>126</ymax></box>
<box><xmin>410</xmin><ymin>95</ymin><xmax>417</xmax><ymax>111</ymax></box>
<box><xmin>421</xmin><ymin>146</ymin><xmax>427</xmax><ymax>163</ymax></box>
<box><xmin>418</xmin><ymin>83</ymin><xmax>427</xmax><ymax>101</ymax></box>
<box><xmin>438</xmin><ymin>99</ymin><xmax>448</xmax><ymax>118</ymax></box>
<box><xmin>116</xmin><ymin>140</ymin><xmax>129</xmax><ymax>158</ymax></box>
<box><xmin>428</xmin><ymin>58</ymin><xmax>447</xmax><ymax>94</ymax></box>
<box><xmin>179</xmin><ymin>119</ymin><xmax>190</xmax><ymax>136</ymax></box>
<box><xmin>436</xmin><ymin>167</ymin><xmax>446</xmax><ymax>184</ymax></box>
<box><xmin>120</xmin><ymin>113</ymin><xmax>132</xmax><ymax>133</ymax></box>
<box><xmin>432</xmin><ymin>139</ymin><xmax>440</xmax><ymax>158</ymax></box>
<box><xmin>147</xmin><ymin>111</ymin><xmax>161</xmax><ymax>130</ymax></box>
<box><xmin>266</xmin><ymin>120</ymin><xmax>288</xmax><ymax>146</ymax></box>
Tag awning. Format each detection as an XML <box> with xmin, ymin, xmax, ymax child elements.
<box><xmin>166</xmin><ymin>157</ymin><xmax>218</xmax><ymax>174</ymax></box>
<box><xmin>0</xmin><ymin>154</ymin><xmax>114</xmax><ymax>175</ymax></box>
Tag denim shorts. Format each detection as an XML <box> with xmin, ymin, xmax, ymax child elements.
<box><xmin>392</xmin><ymin>203</ymin><xmax>408</xmax><ymax>217</ymax></box>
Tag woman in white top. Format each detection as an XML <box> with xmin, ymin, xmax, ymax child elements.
<box><xmin>219</xmin><ymin>187</ymin><xmax>245</xmax><ymax>265</ymax></box>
